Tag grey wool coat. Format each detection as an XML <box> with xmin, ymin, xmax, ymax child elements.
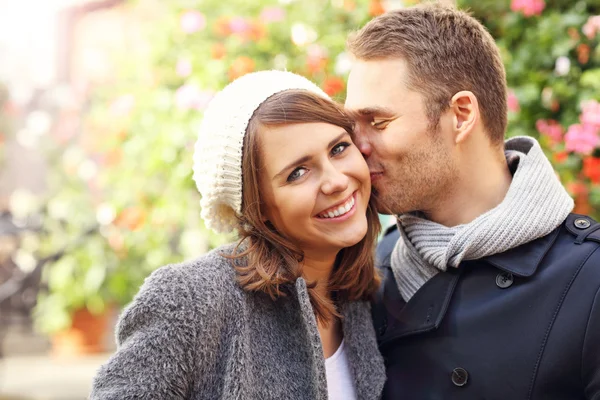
<box><xmin>90</xmin><ymin>244</ymin><xmax>386</xmax><ymax>400</ymax></box>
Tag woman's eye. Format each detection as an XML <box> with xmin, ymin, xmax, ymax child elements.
<box><xmin>287</xmin><ymin>167</ymin><xmax>307</xmax><ymax>182</ymax></box>
<box><xmin>331</xmin><ymin>142</ymin><xmax>351</xmax><ymax>156</ymax></box>
<box><xmin>371</xmin><ymin>120</ymin><xmax>390</xmax><ymax>129</ymax></box>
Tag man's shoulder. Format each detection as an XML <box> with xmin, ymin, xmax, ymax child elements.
<box><xmin>548</xmin><ymin>213</ymin><xmax>600</xmax><ymax>271</ymax></box>
<box><xmin>561</xmin><ymin>213</ymin><xmax>600</xmax><ymax>245</ymax></box>
<box><xmin>376</xmin><ymin>223</ymin><xmax>400</xmax><ymax>267</ymax></box>
<box><xmin>559</xmin><ymin>213</ymin><xmax>600</xmax><ymax>284</ymax></box>
<box><xmin>373</xmin><ymin>213</ymin><xmax>600</xmax><ymax>268</ymax></box>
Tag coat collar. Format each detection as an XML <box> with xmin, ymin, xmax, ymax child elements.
<box><xmin>482</xmin><ymin>224</ymin><xmax>561</xmax><ymax>277</ymax></box>
<box><xmin>377</xmin><ymin>222</ymin><xmax>564</xmax><ymax>347</ymax></box>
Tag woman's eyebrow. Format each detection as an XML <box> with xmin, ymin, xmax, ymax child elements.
<box><xmin>272</xmin><ymin>131</ymin><xmax>348</xmax><ymax>180</ymax></box>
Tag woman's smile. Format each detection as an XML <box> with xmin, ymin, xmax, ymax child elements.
<box><xmin>316</xmin><ymin>191</ymin><xmax>357</xmax><ymax>221</ymax></box>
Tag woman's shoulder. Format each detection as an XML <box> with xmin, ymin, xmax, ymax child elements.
<box><xmin>138</xmin><ymin>243</ymin><xmax>244</xmax><ymax>310</ymax></box>
<box><xmin>163</xmin><ymin>242</ymin><xmax>240</xmax><ymax>278</ymax></box>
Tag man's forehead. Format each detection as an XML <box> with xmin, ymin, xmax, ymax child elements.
<box><xmin>345</xmin><ymin>60</ymin><xmax>415</xmax><ymax>115</ymax></box>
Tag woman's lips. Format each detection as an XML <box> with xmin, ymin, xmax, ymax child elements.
<box><xmin>315</xmin><ymin>192</ymin><xmax>358</xmax><ymax>221</ymax></box>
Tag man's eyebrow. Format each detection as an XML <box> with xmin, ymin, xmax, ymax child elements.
<box><xmin>350</xmin><ymin>106</ymin><xmax>396</xmax><ymax>118</ymax></box>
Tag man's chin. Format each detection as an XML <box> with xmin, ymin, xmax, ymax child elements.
<box><xmin>371</xmin><ymin>195</ymin><xmax>395</xmax><ymax>215</ymax></box>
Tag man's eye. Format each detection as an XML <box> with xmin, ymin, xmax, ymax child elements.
<box><xmin>287</xmin><ymin>167</ymin><xmax>307</xmax><ymax>182</ymax></box>
<box><xmin>371</xmin><ymin>120</ymin><xmax>391</xmax><ymax>129</ymax></box>
<box><xmin>331</xmin><ymin>142</ymin><xmax>351</xmax><ymax>156</ymax></box>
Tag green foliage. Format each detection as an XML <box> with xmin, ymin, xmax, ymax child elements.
<box><xmin>33</xmin><ymin>0</ymin><xmax>379</xmax><ymax>334</ymax></box>
<box><xmin>461</xmin><ymin>0</ymin><xmax>600</xmax><ymax>215</ymax></box>
<box><xmin>32</xmin><ymin>0</ymin><xmax>600</xmax><ymax>333</ymax></box>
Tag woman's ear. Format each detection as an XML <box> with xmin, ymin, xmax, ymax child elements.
<box><xmin>450</xmin><ymin>91</ymin><xmax>479</xmax><ymax>144</ymax></box>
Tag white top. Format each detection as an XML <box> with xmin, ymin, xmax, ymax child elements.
<box><xmin>325</xmin><ymin>340</ymin><xmax>357</xmax><ymax>400</ymax></box>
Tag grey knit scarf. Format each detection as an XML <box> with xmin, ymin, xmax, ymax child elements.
<box><xmin>391</xmin><ymin>136</ymin><xmax>574</xmax><ymax>302</ymax></box>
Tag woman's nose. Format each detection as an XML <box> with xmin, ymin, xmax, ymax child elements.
<box><xmin>320</xmin><ymin>164</ymin><xmax>349</xmax><ymax>195</ymax></box>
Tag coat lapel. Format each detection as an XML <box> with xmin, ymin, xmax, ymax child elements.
<box><xmin>294</xmin><ymin>278</ymin><xmax>328</xmax><ymax>400</ymax></box>
<box><xmin>341</xmin><ymin>301</ymin><xmax>387</xmax><ymax>400</ymax></box>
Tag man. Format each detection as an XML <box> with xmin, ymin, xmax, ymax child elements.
<box><xmin>345</xmin><ymin>4</ymin><xmax>600</xmax><ymax>400</ymax></box>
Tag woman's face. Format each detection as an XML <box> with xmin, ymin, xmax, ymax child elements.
<box><xmin>258</xmin><ymin>122</ymin><xmax>371</xmax><ymax>259</ymax></box>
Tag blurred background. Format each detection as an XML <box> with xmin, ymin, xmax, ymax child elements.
<box><xmin>0</xmin><ymin>0</ymin><xmax>599</xmax><ymax>398</ymax></box>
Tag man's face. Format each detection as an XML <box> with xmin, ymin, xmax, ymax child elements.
<box><xmin>345</xmin><ymin>58</ymin><xmax>458</xmax><ymax>215</ymax></box>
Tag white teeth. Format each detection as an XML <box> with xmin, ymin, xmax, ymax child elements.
<box><xmin>319</xmin><ymin>196</ymin><xmax>355</xmax><ymax>219</ymax></box>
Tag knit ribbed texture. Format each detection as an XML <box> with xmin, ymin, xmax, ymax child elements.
<box><xmin>391</xmin><ymin>136</ymin><xmax>574</xmax><ymax>301</ymax></box>
<box><xmin>90</xmin><ymin>244</ymin><xmax>386</xmax><ymax>399</ymax></box>
<box><xmin>193</xmin><ymin>70</ymin><xmax>329</xmax><ymax>233</ymax></box>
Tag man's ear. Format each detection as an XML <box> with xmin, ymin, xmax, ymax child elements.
<box><xmin>450</xmin><ymin>91</ymin><xmax>479</xmax><ymax>144</ymax></box>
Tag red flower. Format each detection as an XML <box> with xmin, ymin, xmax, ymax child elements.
<box><xmin>583</xmin><ymin>156</ymin><xmax>600</xmax><ymax>184</ymax></box>
<box><xmin>246</xmin><ymin>21</ymin><xmax>266</xmax><ymax>42</ymax></box>
<box><xmin>323</xmin><ymin>77</ymin><xmax>345</xmax><ymax>97</ymax></box>
<box><xmin>214</xmin><ymin>16</ymin><xmax>232</xmax><ymax>37</ymax></box>
<box><xmin>114</xmin><ymin>207</ymin><xmax>146</xmax><ymax>231</ymax></box>
<box><xmin>510</xmin><ymin>0</ymin><xmax>545</xmax><ymax>16</ymax></box>
<box><xmin>369</xmin><ymin>0</ymin><xmax>385</xmax><ymax>16</ymax></box>
<box><xmin>507</xmin><ymin>90</ymin><xmax>520</xmax><ymax>113</ymax></box>
<box><xmin>566</xmin><ymin>181</ymin><xmax>588</xmax><ymax>196</ymax></box>
<box><xmin>228</xmin><ymin>56</ymin><xmax>255</xmax><ymax>81</ymax></box>
<box><xmin>344</xmin><ymin>0</ymin><xmax>356</xmax><ymax>11</ymax></box>
<box><xmin>536</xmin><ymin>119</ymin><xmax>563</xmax><ymax>143</ymax></box>
<box><xmin>104</xmin><ymin>149</ymin><xmax>122</xmax><ymax>167</ymax></box>
<box><xmin>578</xmin><ymin>44</ymin><xmax>590</xmax><ymax>65</ymax></box>
<box><xmin>211</xmin><ymin>43</ymin><xmax>226</xmax><ymax>60</ymax></box>
<box><xmin>2</xmin><ymin>101</ymin><xmax>19</xmax><ymax>117</ymax></box>
<box><xmin>553</xmin><ymin>151</ymin><xmax>568</xmax><ymax>164</ymax></box>
<box><xmin>306</xmin><ymin>45</ymin><xmax>328</xmax><ymax>74</ymax></box>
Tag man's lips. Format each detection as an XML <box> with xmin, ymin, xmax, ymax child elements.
<box><xmin>370</xmin><ymin>171</ymin><xmax>383</xmax><ymax>181</ymax></box>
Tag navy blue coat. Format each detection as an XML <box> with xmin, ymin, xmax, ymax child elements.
<box><xmin>372</xmin><ymin>213</ymin><xmax>600</xmax><ymax>400</ymax></box>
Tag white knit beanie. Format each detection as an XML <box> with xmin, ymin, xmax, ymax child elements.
<box><xmin>192</xmin><ymin>70</ymin><xmax>330</xmax><ymax>233</ymax></box>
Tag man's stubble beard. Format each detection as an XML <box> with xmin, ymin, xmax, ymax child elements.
<box><xmin>372</xmin><ymin>139</ymin><xmax>458</xmax><ymax>216</ymax></box>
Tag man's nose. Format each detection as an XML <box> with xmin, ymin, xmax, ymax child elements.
<box><xmin>353</xmin><ymin>129</ymin><xmax>373</xmax><ymax>158</ymax></box>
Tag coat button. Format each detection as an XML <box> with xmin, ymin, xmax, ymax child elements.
<box><xmin>451</xmin><ymin>367</ymin><xmax>469</xmax><ymax>387</ymax></box>
<box><xmin>574</xmin><ymin>218</ymin><xmax>591</xmax><ymax>229</ymax></box>
<box><xmin>496</xmin><ymin>272</ymin><xmax>514</xmax><ymax>289</ymax></box>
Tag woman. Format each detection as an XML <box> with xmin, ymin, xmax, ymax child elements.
<box><xmin>90</xmin><ymin>70</ymin><xmax>385</xmax><ymax>400</ymax></box>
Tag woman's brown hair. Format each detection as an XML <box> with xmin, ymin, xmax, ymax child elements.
<box><xmin>229</xmin><ymin>89</ymin><xmax>381</xmax><ymax>325</ymax></box>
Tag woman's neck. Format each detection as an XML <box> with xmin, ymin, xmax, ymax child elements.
<box><xmin>302</xmin><ymin>250</ymin><xmax>344</xmax><ymax>358</ymax></box>
<box><xmin>301</xmin><ymin>252</ymin><xmax>337</xmax><ymax>298</ymax></box>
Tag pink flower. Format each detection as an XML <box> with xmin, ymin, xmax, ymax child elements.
<box><xmin>260</xmin><ymin>7</ymin><xmax>286</xmax><ymax>23</ymax></box>
<box><xmin>507</xmin><ymin>90</ymin><xmax>520</xmax><ymax>113</ymax></box>
<box><xmin>536</xmin><ymin>119</ymin><xmax>564</xmax><ymax>143</ymax></box>
<box><xmin>583</xmin><ymin>16</ymin><xmax>600</xmax><ymax>39</ymax></box>
<box><xmin>174</xmin><ymin>84</ymin><xmax>214</xmax><ymax>111</ymax></box>
<box><xmin>229</xmin><ymin>17</ymin><xmax>250</xmax><ymax>34</ymax></box>
<box><xmin>564</xmin><ymin>123</ymin><xmax>599</xmax><ymax>155</ymax></box>
<box><xmin>110</xmin><ymin>94</ymin><xmax>135</xmax><ymax>117</ymax></box>
<box><xmin>176</xmin><ymin>58</ymin><xmax>192</xmax><ymax>77</ymax></box>
<box><xmin>581</xmin><ymin>99</ymin><xmax>600</xmax><ymax>129</ymax></box>
<box><xmin>180</xmin><ymin>11</ymin><xmax>206</xmax><ymax>34</ymax></box>
<box><xmin>510</xmin><ymin>0</ymin><xmax>545</xmax><ymax>17</ymax></box>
